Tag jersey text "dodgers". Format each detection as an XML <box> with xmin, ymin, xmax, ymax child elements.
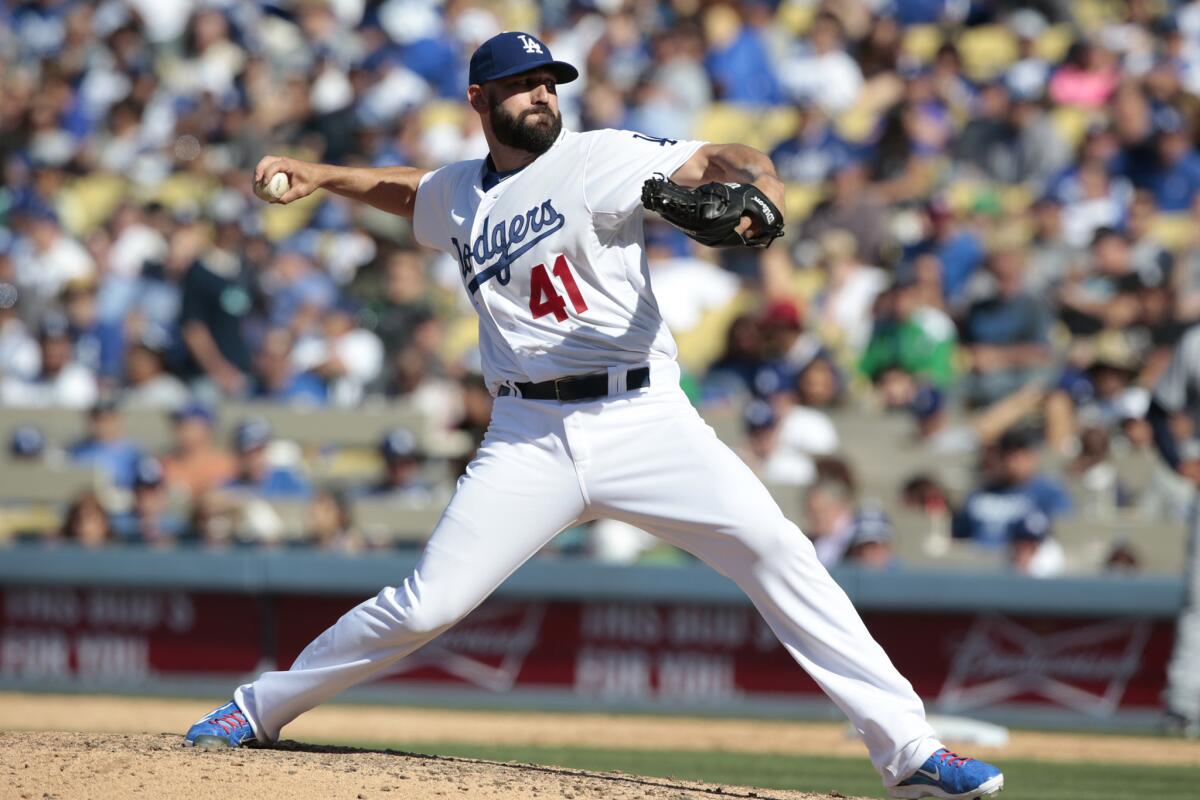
<box><xmin>413</xmin><ymin>128</ymin><xmax>704</xmax><ymax>394</ymax></box>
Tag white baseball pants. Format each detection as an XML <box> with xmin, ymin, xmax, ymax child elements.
<box><xmin>235</xmin><ymin>363</ymin><xmax>940</xmax><ymax>785</ymax></box>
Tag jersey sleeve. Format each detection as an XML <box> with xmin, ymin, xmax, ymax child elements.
<box><xmin>583</xmin><ymin>129</ymin><xmax>706</xmax><ymax>220</ymax></box>
<box><xmin>412</xmin><ymin>167</ymin><xmax>452</xmax><ymax>251</ymax></box>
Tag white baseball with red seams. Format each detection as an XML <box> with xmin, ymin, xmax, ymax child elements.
<box><xmin>233</xmin><ymin>128</ymin><xmax>945</xmax><ymax>788</ymax></box>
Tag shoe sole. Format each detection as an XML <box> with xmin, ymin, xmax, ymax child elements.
<box><xmin>887</xmin><ymin>773</ymin><xmax>1004</xmax><ymax>799</ymax></box>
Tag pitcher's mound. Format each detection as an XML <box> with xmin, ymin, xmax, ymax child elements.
<box><xmin>1</xmin><ymin>731</ymin><xmax>866</xmax><ymax>800</ymax></box>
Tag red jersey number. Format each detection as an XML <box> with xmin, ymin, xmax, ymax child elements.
<box><xmin>529</xmin><ymin>255</ymin><xmax>588</xmax><ymax>322</ymax></box>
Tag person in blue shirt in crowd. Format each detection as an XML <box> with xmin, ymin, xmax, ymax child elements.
<box><xmin>961</xmin><ymin>248</ymin><xmax>1053</xmax><ymax>407</ymax></box>
<box><xmin>110</xmin><ymin>456</ymin><xmax>188</xmax><ymax>545</ymax></box>
<box><xmin>68</xmin><ymin>398</ymin><xmax>143</xmax><ymax>489</ymax></box>
<box><xmin>223</xmin><ymin>417</ymin><xmax>311</xmax><ymax>499</ymax></box>
<box><xmin>1146</xmin><ymin>109</ymin><xmax>1200</xmax><ymax>212</ymax></box>
<box><xmin>770</xmin><ymin>104</ymin><xmax>855</xmax><ymax>184</ymax></box>
<box><xmin>953</xmin><ymin>426</ymin><xmax>1073</xmax><ymax>548</ymax></box>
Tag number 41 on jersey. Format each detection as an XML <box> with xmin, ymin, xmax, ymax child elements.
<box><xmin>529</xmin><ymin>254</ymin><xmax>588</xmax><ymax>322</ymax></box>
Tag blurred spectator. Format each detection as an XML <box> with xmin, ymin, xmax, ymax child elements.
<box><xmin>741</xmin><ymin>397</ymin><xmax>838</xmax><ymax>487</ymax></box>
<box><xmin>702</xmin><ymin>4</ymin><xmax>782</xmax><ymax>106</ymax></box>
<box><xmin>0</xmin><ymin>281</ymin><xmax>39</xmax><ymax>383</ymax></box>
<box><xmin>800</xmin><ymin>162</ymin><xmax>891</xmax><ymax>267</ymax></box>
<box><xmin>122</xmin><ymin>328</ymin><xmax>189</xmax><ymax>409</ymax></box>
<box><xmin>703</xmin><ymin>313</ymin><xmax>767</xmax><ymax>401</ymax></box>
<box><xmin>223</xmin><ymin>417</ymin><xmax>311</xmax><ymax>499</ymax></box>
<box><xmin>110</xmin><ymin>456</ymin><xmax>186</xmax><ymax>545</ymax></box>
<box><xmin>860</xmin><ymin>275</ymin><xmax>957</xmax><ymax>389</ymax></box>
<box><xmin>368</xmin><ymin>427</ymin><xmax>435</xmax><ymax>502</ymax></box>
<box><xmin>161</xmin><ymin>403</ymin><xmax>236</xmax><ymax>498</ymax></box>
<box><xmin>178</xmin><ymin>223</ymin><xmax>253</xmax><ymax>398</ymax></box>
<box><xmin>1059</xmin><ymin>228</ymin><xmax>1142</xmax><ymax>335</ymax></box>
<box><xmin>843</xmin><ymin>507</ymin><xmax>898</xmax><ymax>570</ymax></box>
<box><xmin>1048</xmin><ymin>41</ymin><xmax>1119</xmax><ymax>109</ymax></box>
<box><xmin>779</xmin><ymin>12</ymin><xmax>862</xmax><ymax>113</ymax></box>
<box><xmin>10</xmin><ymin>210</ymin><xmax>95</xmax><ymax>311</ymax></box>
<box><xmin>291</xmin><ymin>301</ymin><xmax>384</xmax><ymax>407</ymax></box>
<box><xmin>370</xmin><ymin>250</ymin><xmax>436</xmax><ymax>355</ymax></box>
<box><xmin>60</xmin><ymin>276</ymin><xmax>124</xmax><ymax>385</ymax></box>
<box><xmin>8</xmin><ymin>424</ymin><xmax>46</xmax><ymax>462</ymax></box>
<box><xmin>961</xmin><ymin>249</ymin><xmax>1053</xmax><ymax>407</ymax></box>
<box><xmin>770</xmin><ymin>104</ymin><xmax>853</xmax><ymax>184</ymax></box>
<box><xmin>953</xmin><ymin>427</ymin><xmax>1073</xmax><ymax>549</ymax></box>
<box><xmin>60</xmin><ymin>491</ymin><xmax>111</xmax><ymax>549</ymax></box>
<box><xmin>801</xmin><ymin>456</ymin><xmax>867</xmax><ymax>568</ymax></box>
<box><xmin>305</xmin><ymin>488</ymin><xmax>365</xmax><ymax>554</ymax></box>
<box><xmin>808</xmin><ymin>230</ymin><xmax>887</xmax><ymax>355</ymax></box>
<box><xmin>251</xmin><ymin>327</ymin><xmax>327</xmax><ymax>406</ymax></box>
<box><xmin>0</xmin><ymin>312</ymin><xmax>98</xmax><ymax>408</ymax></box>
<box><xmin>1144</xmin><ymin>110</ymin><xmax>1200</xmax><ymax>212</ymax></box>
<box><xmin>67</xmin><ymin>400</ymin><xmax>142</xmax><ymax>488</ymax></box>
<box><xmin>1007</xmin><ymin>509</ymin><xmax>1066</xmax><ymax>578</ymax></box>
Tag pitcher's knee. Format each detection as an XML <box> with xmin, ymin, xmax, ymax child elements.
<box><xmin>402</xmin><ymin>599</ymin><xmax>466</xmax><ymax>637</ymax></box>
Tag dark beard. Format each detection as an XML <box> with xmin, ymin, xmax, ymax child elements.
<box><xmin>489</xmin><ymin>102</ymin><xmax>562</xmax><ymax>155</ymax></box>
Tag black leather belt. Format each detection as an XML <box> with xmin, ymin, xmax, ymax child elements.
<box><xmin>503</xmin><ymin>366</ymin><xmax>651</xmax><ymax>401</ymax></box>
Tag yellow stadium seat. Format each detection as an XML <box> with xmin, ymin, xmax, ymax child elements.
<box><xmin>901</xmin><ymin>24</ymin><xmax>943</xmax><ymax>64</ymax></box>
<box><xmin>262</xmin><ymin>190</ymin><xmax>323</xmax><ymax>241</ymax></box>
<box><xmin>58</xmin><ymin>173</ymin><xmax>128</xmax><ymax>235</ymax></box>
<box><xmin>776</xmin><ymin>1</ymin><xmax>816</xmax><ymax>36</ymax></box>
<box><xmin>695</xmin><ymin>103</ymin><xmax>759</xmax><ymax>148</ymax></box>
<box><xmin>420</xmin><ymin>100</ymin><xmax>467</xmax><ymax>131</ymax></box>
<box><xmin>759</xmin><ymin>107</ymin><xmax>801</xmax><ymax>152</ymax></box>
<box><xmin>674</xmin><ymin>289</ymin><xmax>754</xmax><ymax>374</ymax></box>
<box><xmin>1034</xmin><ymin>24</ymin><xmax>1075</xmax><ymax>63</ymax></box>
<box><xmin>957</xmin><ymin>25</ymin><xmax>1018</xmax><ymax>81</ymax></box>
<box><xmin>1150</xmin><ymin>213</ymin><xmax>1195</xmax><ymax>252</ymax></box>
<box><xmin>784</xmin><ymin>182</ymin><xmax>824</xmax><ymax>220</ymax></box>
<box><xmin>834</xmin><ymin>105</ymin><xmax>881</xmax><ymax>143</ymax></box>
<box><xmin>1049</xmin><ymin>105</ymin><xmax>1091</xmax><ymax>151</ymax></box>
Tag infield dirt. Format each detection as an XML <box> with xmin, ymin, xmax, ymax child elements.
<box><xmin>0</xmin><ymin>731</ymin><xmax>863</xmax><ymax>800</ymax></box>
<box><xmin>2</xmin><ymin>692</ymin><xmax>1198</xmax><ymax>799</ymax></box>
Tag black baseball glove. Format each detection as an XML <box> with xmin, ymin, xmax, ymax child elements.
<box><xmin>641</xmin><ymin>174</ymin><xmax>784</xmax><ymax>248</ymax></box>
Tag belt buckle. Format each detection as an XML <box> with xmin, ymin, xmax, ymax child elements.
<box><xmin>553</xmin><ymin>376</ymin><xmax>570</xmax><ymax>401</ymax></box>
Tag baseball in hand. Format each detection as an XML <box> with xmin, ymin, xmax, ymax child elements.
<box><xmin>255</xmin><ymin>172</ymin><xmax>289</xmax><ymax>202</ymax></box>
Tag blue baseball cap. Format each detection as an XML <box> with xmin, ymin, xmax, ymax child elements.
<box><xmin>232</xmin><ymin>417</ymin><xmax>272</xmax><ymax>453</ymax></box>
<box><xmin>468</xmin><ymin>32</ymin><xmax>578</xmax><ymax>86</ymax></box>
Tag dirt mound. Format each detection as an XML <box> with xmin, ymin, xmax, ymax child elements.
<box><xmin>0</xmin><ymin>731</ymin><xmax>863</xmax><ymax>800</ymax></box>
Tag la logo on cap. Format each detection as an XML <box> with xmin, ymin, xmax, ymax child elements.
<box><xmin>517</xmin><ymin>34</ymin><xmax>543</xmax><ymax>54</ymax></box>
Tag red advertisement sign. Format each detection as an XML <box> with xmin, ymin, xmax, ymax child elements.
<box><xmin>0</xmin><ymin>587</ymin><xmax>1177</xmax><ymax>717</ymax></box>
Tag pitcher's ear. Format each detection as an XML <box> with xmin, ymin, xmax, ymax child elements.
<box><xmin>468</xmin><ymin>86</ymin><xmax>487</xmax><ymax>113</ymax></box>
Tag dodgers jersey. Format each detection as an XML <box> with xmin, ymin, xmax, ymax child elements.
<box><xmin>413</xmin><ymin>128</ymin><xmax>705</xmax><ymax>394</ymax></box>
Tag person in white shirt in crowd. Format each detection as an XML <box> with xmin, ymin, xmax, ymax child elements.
<box><xmin>122</xmin><ymin>327</ymin><xmax>190</xmax><ymax>410</ymax></box>
<box><xmin>742</xmin><ymin>396</ymin><xmax>839</xmax><ymax>488</ymax></box>
<box><xmin>0</xmin><ymin>276</ymin><xmax>40</xmax><ymax>383</ymax></box>
<box><xmin>780</xmin><ymin>11</ymin><xmax>863</xmax><ymax>113</ymax></box>
<box><xmin>809</xmin><ymin>228</ymin><xmax>888</xmax><ymax>355</ymax></box>
<box><xmin>291</xmin><ymin>299</ymin><xmax>384</xmax><ymax>407</ymax></box>
<box><xmin>1007</xmin><ymin>509</ymin><xmax>1066</xmax><ymax>578</ymax></box>
<box><xmin>10</xmin><ymin>209</ymin><xmax>95</xmax><ymax>314</ymax></box>
<box><xmin>0</xmin><ymin>312</ymin><xmax>97</xmax><ymax>408</ymax></box>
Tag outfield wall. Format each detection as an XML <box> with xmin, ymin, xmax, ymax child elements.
<box><xmin>0</xmin><ymin>547</ymin><xmax>1185</xmax><ymax>731</ymax></box>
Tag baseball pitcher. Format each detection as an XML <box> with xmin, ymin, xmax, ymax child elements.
<box><xmin>185</xmin><ymin>32</ymin><xmax>1003</xmax><ymax>800</ymax></box>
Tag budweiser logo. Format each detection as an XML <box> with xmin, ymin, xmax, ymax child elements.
<box><xmin>936</xmin><ymin>615</ymin><xmax>1152</xmax><ymax>717</ymax></box>
<box><xmin>379</xmin><ymin>604</ymin><xmax>545</xmax><ymax>692</ymax></box>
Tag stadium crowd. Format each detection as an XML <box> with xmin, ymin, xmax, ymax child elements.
<box><xmin>3</xmin><ymin>0</ymin><xmax>1200</xmax><ymax>576</ymax></box>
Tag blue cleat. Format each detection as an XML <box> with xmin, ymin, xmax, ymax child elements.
<box><xmin>183</xmin><ymin>700</ymin><xmax>256</xmax><ymax>750</ymax></box>
<box><xmin>888</xmin><ymin>748</ymin><xmax>1004</xmax><ymax>799</ymax></box>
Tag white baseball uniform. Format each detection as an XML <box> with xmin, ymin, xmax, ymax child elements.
<box><xmin>234</xmin><ymin>129</ymin><xmax>941</xmax><ymax>786</ymax></box>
